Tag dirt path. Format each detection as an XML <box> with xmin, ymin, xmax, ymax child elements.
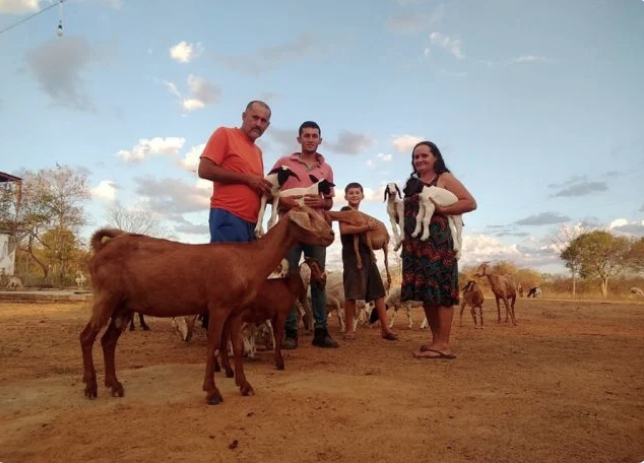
<box><xmin>1</xmin><ymin>299</ymin><xmax>643</xmax><ymax>463</ymax></box>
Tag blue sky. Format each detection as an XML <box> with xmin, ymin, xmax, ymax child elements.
<box><xmin>1</xmin><ymin>0</ymin><xmax>643</xmax><ymax>273</ymax></box>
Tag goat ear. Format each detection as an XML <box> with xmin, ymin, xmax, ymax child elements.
<box><xmin>383</xmin><ymin>189</ymin><xmax>389</xmax><ymax>202</ymax></box>
<box><xmin>309</xmin><ymin>174</ymin><xmax>319</xmax><ymax>183</ymax></box>
<box><xmin>288</xmin><ymin>210</ymin><xmax>313</xmax><ymax>229</ymax></box>
<box><xmin>267</xmin><ymin>167</ymin><xmax>282</xmax><ymax>176</ymax></box>
<box><xmin>290</xmin><ymin>170</ymin><xmax>301</xmax><ymax>181</ymax></box>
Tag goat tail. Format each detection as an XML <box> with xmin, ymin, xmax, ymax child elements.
<box><xmin>90</xmin><ymin>228</ymin><xmax>125</xmax><ymax>252</ymax></box>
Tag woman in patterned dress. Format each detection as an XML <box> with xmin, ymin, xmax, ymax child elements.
<box><xmin>401</xmin><ymin>141</ymin><xmax>477</xmax><ymax>359</ymax></box>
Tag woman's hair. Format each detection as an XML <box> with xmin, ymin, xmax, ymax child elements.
<box><xmin>410</xmin><ymin>141</ymin><xmax>450</xmax><ymax>177</ymax></box>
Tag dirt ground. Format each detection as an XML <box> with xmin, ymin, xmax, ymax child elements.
<box><xmin>1</xmin><ymin>298</ymin><xmax>643</xmax><ymax>463</ymax></box>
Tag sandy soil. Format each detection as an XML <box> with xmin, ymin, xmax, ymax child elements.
<box><xmin>1</xmin><ymin>298</ymin><xmax>643</xmax><ymax>463</ymax></box>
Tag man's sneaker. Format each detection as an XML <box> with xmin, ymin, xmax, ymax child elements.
<box><xmin>282</xmin><ymin>335</ymin><xmax>298</xmax><ymax>350</ymax></box>
<box><xmin>312</xmin><ymin>328</ymin><xmax>339</xmax><ymax>348</ymax></box>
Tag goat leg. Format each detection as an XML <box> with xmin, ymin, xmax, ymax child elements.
<box><xmin>228</xmin><ymin>313</ymin><xmax>255</xmax><ymax>396</ymax></box>
<box><xmin>101</xmin><ymin>313</ymin><xmax>129</xmax><ymax>397</ymax></box>
<box><xmin>218</xmin><ymin>320</ymin><xmax>235</xmax><ymax>378</ymax></box>
<box><xmin>353</xmin><ymin>235</ymin><xmax>363</xmax><ymax>269</ymax></box>
<box><xmin>139</xmin><ymin>313</ymin><xmax>150</xmax><ymax>331</ymax></box>
<box><xmin>80</xmin><ymin>322</ymin><xmax>100</xmax><ymax>399</ymax></box>
<box><xmin>411</xmin><ymin>201</ymin><xmax>425</xmax><ymax>238</ymax></box>
<box><xmin>203</xmin><ymin>309</ymin><xmax>228</xmax><ymax>405</ymax></box>
<box><xmin>272</xmin><ymin>314</ymin><xmax>285</xmax><ymax>370</ymax></box>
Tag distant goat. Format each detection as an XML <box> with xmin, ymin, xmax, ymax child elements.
<box><xmin>474</xmin><ymin>261</ymin><xmax>517</xmax><ymax>325</ymax></box>
<box><xmin>128</xmin><ymin>313</ymin><xmax>151</xmax><ymax>331</ymax></box>
<box><xmin>383</xmin><ymin>286</ymin><xmax>423</xmax><ymax>330</ymax></box>
<box><xmin>75</xmin><ymin>271</ymin><xmax>87</xmax><ymax>290</ymax></box>
<box><xmin>630</xmin><ymin>287</ymin><xmax>644</xmax><ymax>298</ymax></box>
<box><xmin>7</xmin><ymin>276</ymin><xmax>23</xmax><ymax>290</ymax></box>
<box><xmin>527</xmin><ymin>287</ymin><xmax>542</xmax><ymax>298</ymax></box>
<box><xmin>460</xmin><ymin>280</ymin><xmax>485</xmax><ymax>328</ymax></box>
<box><xmin>384</xmin><ymin>182</ymin><xmax>404</xmax><ymax>251</ymax></box>
<box><xmin>517</xmin><ymin>283</ymin><xmax>524</xmax><ymax>298</ymax></box>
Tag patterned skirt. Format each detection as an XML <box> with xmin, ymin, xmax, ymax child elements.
<box><xmin>401</xmin><ymin>195</ymin><xmax>459</xmax><ymax>307</ymax></box>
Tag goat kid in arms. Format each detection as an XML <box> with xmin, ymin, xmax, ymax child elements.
<box><xmin>405</xmin><ymin>177</ymin><xmax>464</xmax><ymax>260</ymax></box>
<box><xmin>80</xmin><ymin>206</ymin><xmax>334</xmax><ymax>406</ymax></box>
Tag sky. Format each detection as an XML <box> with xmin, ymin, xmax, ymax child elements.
<box><xmin>1</xmin><ymin>0</ymin><xmax>643</xmax><ymax>273</ymax></box>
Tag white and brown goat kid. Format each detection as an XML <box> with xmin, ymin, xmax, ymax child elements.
<box><xmin>384</xmin><ymin>182</ymin><xmax>405</xmax><ymax>251</ymax></box>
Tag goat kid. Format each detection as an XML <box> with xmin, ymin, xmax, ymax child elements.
<box><xmin>382</xmin><ymin>286</ymin><xmax>423</xmax><ymax>329</ymax></box>
<box><xmin>254</xmin><ymin>166</ymin><xmax>300</xmax><ymax>238</ymax></box>
<box><xmin>80</xmin><ymin>206</ymin><xmax>334</xmax><ymax>405</ymax></box>
<box><xmin>407</xmin><ymin>179</ymin><xmax>464</xmax><ymax>259</ymax></box>
<box><xmin>324</xmin><ymin>209</ymin><xmax>392</xmax><ymax>290</ymax></box>
<box><xmin>384</xmin><ymin>182</ymin><xmax>405</xmax><ymax>251</ymax></box>
<box><xmin>460</xmin><ymin>280</ymin><xmax>485</xmax><ymax>328</ymax></box>
<box><xmin>216</xmin><ymin>257</ymin><xmax>326</xmax><ymax>374</ymax></box>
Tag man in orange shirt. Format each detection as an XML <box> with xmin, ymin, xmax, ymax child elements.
<box><xmin>198</xmin><ymin>100</ymin><xmax>273</xmax><ymax>243</ymax></box>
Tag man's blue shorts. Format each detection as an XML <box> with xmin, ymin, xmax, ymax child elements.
<box><xmin>209</xmin><ymin>208</ymin><xmax>256</xmax><ymax>243</ymax></box>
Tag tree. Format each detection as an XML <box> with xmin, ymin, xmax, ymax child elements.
<box><xmin>565</xmin><ymin>231</ymin><xmax>630</xmax><ymax>297</ymax></box>
<box><xmin>12</xmin><ymin>165</ymin><xmax>89</xmax><ymax>280</ymax></box>
<box><xmin>104</xmin><ymin>202</ymin><xmax>167</xmax><ymax>237</ymax></box>
<box><xmin>551</xmin><ymin>222</ymin><xmax>590</xmax><ymax>298</ymax></box>
<box><xmin>625</xmin><ymin>237</ymin><xmax>644</xmax><ymax>274</ymax></box>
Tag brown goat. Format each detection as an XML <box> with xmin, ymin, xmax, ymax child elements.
<box><xmin>217</xmin><ymin>257</ymin><xmax>326</xmax><ymax>374</ymax></box>
<box><xmin>324</xmin><ymin>209</ymin><xmax>391</xmax><ymax>290</ymax></box>
<box><xmin>474</xmin><ymin>261</ymin><xmax>517</xmax><ymax>325</ymax></box>
<box><xmin>80</xmin><ymin>206</ymin><xmax>334</xmax><ymax>405</ymax></box>
<box><xmin>460</xmin><ymin>280</ymin><xmax>485</xmax><ymax>328</ymax></box>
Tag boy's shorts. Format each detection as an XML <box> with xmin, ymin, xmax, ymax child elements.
<box><xmin>343</xmin><ymin>254</ymin><xmax>386</xmax><ymax>302</ymax></box>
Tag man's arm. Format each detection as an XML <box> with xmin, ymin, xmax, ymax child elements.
<box><xmin>198</xmin><ymin>157</ymin><xmax>272</xmax><ymax>196</ymax></box>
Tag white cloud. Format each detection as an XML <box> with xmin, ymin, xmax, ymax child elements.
<box><xmin>182</xmin><ymin>74</ymin><xmax>219</xmax><ymax>111</ymax></box>
<box><xmin>0</xmin><ymin>0</ymin><xmax>38</xmax><ymax>14</ymax></box>
<box><xmin>327</xmin><ymin>130</ymin><xmax>373</xmax><ymax>155</ymax></box>
<box><xmin>195</xmin><ymin>178</ymin><xmax>211</xmax><ymax>190</ymax></box>
<box><xmin>377</xmin><ymin>153</ymin><xmax>393</xmax><ymax>162</ymax></box>
<box><xmin>162</xmin><ymin>75</ymin><xmax>220</xmax><ymax>112</ymax></box>
<box><xmin>608</xmin><ymin>218</ymin><xmax>629</xmax><ymax>230</ymax></box>
<box><xmin>428</xmin><ymin>32</ymin><xmax>464</xmax><ymax>60</ymax></box>
<box><xmin>91</xmin><ymin>180</ymin><xmax>117</xmax><ymax>201</ymax></box>
<box><xmin>169</xmin><ymin>41</ymin><xmax>202</xmax><ymax>63</ymax></box>
<box><xmin>366</xmin><ymin>160</ymin><xmax>376</xmax><ymax>170</ymax></box>
<box><xmin>26</xmin><ymin>37</ymin><xmax>101</xmax><ymax>111</ymax></box>
<box><xmin>513</xmin><ymin>55</ymin><xmax>550</xmax><ymax>63</ymax></box>
<box><xmin>392</xmin><ymin>134</ymin><xmax>423</xmax><ymax>153</ymax></box>
<box><xmin>179</xmin><ymin>143</ymin><xmax>206</xmax><ymax>171</ymax></box>
<box><xmin>117</xmin><ymin>137</ymin><xmax>186</xmax><ymax>163</ymax></box>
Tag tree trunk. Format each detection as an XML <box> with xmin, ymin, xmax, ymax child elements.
<box><xmin>571</xmin><ymin>271</ymin><xmax>577</xmax><ymax>298</ymax></box>
<box><xmin>600</xmin><ymin>277</ymin><xmax>608</xmax><ymax>298</ymax></box>
<box><xmin>22</xmin><ymin>237</ymin><xmax>48</xmax><ymax>279</ymax></box>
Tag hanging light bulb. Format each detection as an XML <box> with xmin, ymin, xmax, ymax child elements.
<box><xmin>56</xmin><ymin>0</ymin><xmax>64</xmax><ymax>38</ymax></box>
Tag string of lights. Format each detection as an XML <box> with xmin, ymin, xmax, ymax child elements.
<box><xmin>0</xmin><ymin>0</ymin><xmax>66</xmax><ymax>37</ymax></box>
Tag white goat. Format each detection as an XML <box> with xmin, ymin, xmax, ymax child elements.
<box><xmin>630</xmin><ymin>287</ymin><xmax>644</xmax><ymax>298</ymax></box>
<box><xmin>411</xmin><ymin>185</ymin><xmax>463</xmax><ymax>260</ymax></box>
<box><xmin>384</xmin><ymin>287</ymin><xmax>423</xmax><ymax>329</ymax></box>
<box><xmin>75</xmin><ymin>271</ymin><xmax>87</xmax><ymax>290</ymax></box>
<box><xmin>384</xmin><ymin>182</ymin><xmax>405</xmax><ymax>251</ymax></box>
<box><xmin>7</xmin><ymin>276</ymin><xmax>23</xmax><ymax>290</ymax></box>
<box><xmin>255</xmin><ymin>166</ymin><xmax>300</xmax><ymax>238</ymax></box>
<box><xmin>278</xmin><ymin>174</ymin><xmax>335</xmax><ymax>209</ymax></box>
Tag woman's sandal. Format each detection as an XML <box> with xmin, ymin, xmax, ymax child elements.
<box><xmin>381</xmin><ymin>332</ymin><xmax>398</xmax><ymax>341</ymax></box>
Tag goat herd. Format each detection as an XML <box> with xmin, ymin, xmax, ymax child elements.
<box><xmin>75</xmin><ymin>171</ymin><xmax>641</xmax><ymax>406</ymax></box>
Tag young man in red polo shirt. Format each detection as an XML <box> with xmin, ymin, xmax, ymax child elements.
<box><xmin>270</xmin><ymin>121</ymin><xmax>339</xmax><ymax>349</ymax></box>
<box><xmin>198</xmin><ymin>100</ymin><xmax>274</xmax><ymax>243</ymax></box>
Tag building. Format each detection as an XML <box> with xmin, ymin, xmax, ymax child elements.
<box><xmin>0</xmin><ymin>171</ymin><xmax>22</xmax><ymax>276</ymax></box>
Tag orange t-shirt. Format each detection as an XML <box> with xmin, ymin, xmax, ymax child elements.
<box><xmin>200</xmin><ymin>127</ymin><xmax>265</xmax><ymax>223</ymax></box>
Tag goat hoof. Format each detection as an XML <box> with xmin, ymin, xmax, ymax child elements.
<box><xmin>84</xmin><ymin>386</ymin><xmax>98</xmax><ymax>399</ymax></box>
<box><xmin>206</xmin><ymin>393</ymin><xmax>223</xmax><ymax>405</ymax></box>
<box><xmin>142</xmin><ymin>326</ymin><xmax>151</xmax><ymax>331</ymax></box>
<box><xmin>240</xmin><ymin>384</ymin><xmax>255</xmax><ymax>397</ymax></box>
<box><xmin>275</xmin><ymin>363</ymin><xmax>285</xmax><ymax>371</ymax></box>
<box><xmin>225</xmin><ymin>369</ymin><xmax>234</xmax><ymax>379</ymax></box>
